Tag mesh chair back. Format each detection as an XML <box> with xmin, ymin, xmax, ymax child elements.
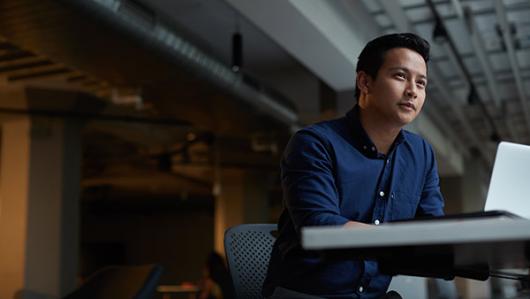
<box><xmin>224</xmin><ymin>224</ymin><xmax>277</xmax><ymax>299</ymax></box>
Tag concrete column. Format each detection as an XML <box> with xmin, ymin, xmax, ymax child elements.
<box><xmin>461</xmin><ymin>156</ymin><xmax>489</xmax><ymax>212</ymax></box>
<box><xmin>0</xmin><ymin>116</ymin><xmax>82</xmax><ymax>299</ymax></box>
<box><xmin>214</xmin><ymin>169</ymin><xmax>270</xmax><ymax>255</ymax></box>
<box><xmin>454</xmin><ymin>278</ymin><xmax>491</xmax><ymax>299</ymax></box>
<box><xmin>439</xmin><ymin>154</ymin><xmax>490</xmax><ymax>299</ymax></box>
<box><xmin>214</xmin><ymin>169</ymin><xmax>245</xmax><ymax>254</ymax></box>
<box><xmin>439</xmin><ymin>176</ymin><xmax>463</xmax><ymax>214</ymax></box>
<box><xmin>458</xmin><ymin>155</ymin><xmax>491</xmax><ymax>299</ymax></box>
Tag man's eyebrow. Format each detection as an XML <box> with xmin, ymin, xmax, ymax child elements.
<box><xmin>388</xmin><ymin>67</ymin><xmax>427</xmax><ymax>80</ymax></box>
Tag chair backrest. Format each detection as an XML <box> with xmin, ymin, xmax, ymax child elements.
<box><xmin>224</xmin><ymin>224</ymin><xmax>277</xmax><ymax>299</ymax></box>
<box><xmin>63</xmin><ymin>264</ymin><xmax>163</xmax><ymax>299</ymax></box>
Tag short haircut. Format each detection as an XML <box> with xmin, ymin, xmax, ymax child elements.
<box><xmin>355</xmin><ymin>33</ymin><xmax>430</xmax><ymax>101</ymax></box>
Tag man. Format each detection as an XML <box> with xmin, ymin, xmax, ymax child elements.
<box><xmin>263</xmin><ymin>33</ymin><xmax>445</xmax><ymax>299</ymax></box>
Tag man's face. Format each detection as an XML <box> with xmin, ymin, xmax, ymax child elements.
<box><xmin>359</xmin><ymin>47</ymin><xmax>427</xmax><ymax>127</ymax></box>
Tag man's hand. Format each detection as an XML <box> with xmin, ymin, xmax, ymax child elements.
<box><xmin>343</xmin><ymin>221</ymin><xmax>371</xmax><ymax>228</ymax></box>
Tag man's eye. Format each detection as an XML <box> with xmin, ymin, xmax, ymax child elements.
<box><xmin>416</xmin><ymin>80</ymin><xmax>427</xmax><ymax>88</ymax></box>
<box><xmin>395</xmin><ymin>73</ymin><xmax>406</xmax><ymax>79</ymax></box>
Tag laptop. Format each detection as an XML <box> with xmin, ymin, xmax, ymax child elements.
<box><xmin>484</xmin><ymin>141</ymin><xmax>530</xmax><ymax>219</ymax></box>
<box><xmin>396</xmin><ymin>141</ymin><xmax>529</xmax><ymax>222</ymax></box>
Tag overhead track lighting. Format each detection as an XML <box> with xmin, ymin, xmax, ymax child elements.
<box><xmin>232</xmin><ymin>32</ymin><xmax>243</xmax><ymax>72</ymax></box>
<box><xmin>426</xmin><ymin>0</ymin><xmax>503</xmax><ymax>143</ymax></box>
<box><xmin>432</xmin><ymin>19</ymin><xmax>448</xmax><ymax>43</ymax></box>
<box><xmin>232</xmin><ymin>15</ymin><xmax>243</xmax><ymax>72</ymax></box>
<box><xmin>467</xmin><ymin>86</ymin><xmax>477</xmax><ymax>105</ymax></box>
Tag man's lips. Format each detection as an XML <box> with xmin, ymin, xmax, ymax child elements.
<box><xmin>398</xmin><ymin>102</ymin><xmax>416</xmax><ymax>111</ymax></box>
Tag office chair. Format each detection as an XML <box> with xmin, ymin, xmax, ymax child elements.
<box><xmin>224</xmin><ymin>224</ymin><xmax>277</xmax><ymax>299</ymax></box>
<box><xmin>63</xmin><ymin>264</ymin><xmax>163</xmax><ymax>299</ymax></box>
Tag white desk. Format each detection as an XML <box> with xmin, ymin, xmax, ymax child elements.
<box><xmin>302</xmin><ymin>218</ymin><xmax>530</xmax><ymax>279</ymax></box>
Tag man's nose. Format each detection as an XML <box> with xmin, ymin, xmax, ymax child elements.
<box><xmin>405</xmin><ymin>82</ymin><xmax>417</xmax><ymax>99</ymax></box>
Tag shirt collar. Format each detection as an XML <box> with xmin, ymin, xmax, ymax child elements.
<box><xmin>346</xmin><ymin>105</ymin><xmax>406</xmax><ymax>158</ymax></box>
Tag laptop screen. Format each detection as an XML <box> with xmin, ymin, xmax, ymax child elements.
<box><xmin>484</xmin><ymin>142</ymin><xmax>530</xmax><ymax>219</ymax></box>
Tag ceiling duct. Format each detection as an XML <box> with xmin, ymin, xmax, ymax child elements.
<box><xmin>64</xmin><ymin>0</ymin><xmax>299</xmax><ymax>127</ymax></box>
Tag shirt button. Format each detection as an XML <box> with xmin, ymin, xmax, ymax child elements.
<box><xmin>371</xmin><ymin>146</ymin><xmax>376</xmax><ymax>151</ymax></box>
<box><xmin>379</xmin><ymin>191</ymin><xmax>385</xmax><ymax>197</ymax></box>
<box><xmin>363</xmin><ymin>145</ymin><xmax>367</xmax><ymax>150</ymax></box>
<box><xmin>374</xmin><ymin>219</ymin><xmax>380</xmax><ymax>225</ymax></box>
<box><xmin>358</xmin><ymin>286</ymin><xmax>364</xmax><ymax>293</ymax></box>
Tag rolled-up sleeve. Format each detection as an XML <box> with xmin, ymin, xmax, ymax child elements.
<box><xmin>281</xmin><ymin>129</ymin><xmax>349</xmax><ymax>232</ymax></box>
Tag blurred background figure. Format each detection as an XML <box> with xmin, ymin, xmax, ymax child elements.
<box><xmin>197</xmin><ymin>252</ymin><xmax>234</xmax><ymax>299</ymax></box>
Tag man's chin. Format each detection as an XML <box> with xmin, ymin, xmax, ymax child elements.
<box><xmin>395</xmin><ymin>113</ymin><xmax>418</xmax><ymax>127</ymax></box>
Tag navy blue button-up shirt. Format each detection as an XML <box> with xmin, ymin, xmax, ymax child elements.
<box><xmin>263</xmin><ymin>106</ymin><xmax>444</xmax><ymax>299</ymax></box>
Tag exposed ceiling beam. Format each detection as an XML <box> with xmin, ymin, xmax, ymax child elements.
<box><xmin>461</xmin><ymin>5</ymin><xmax>501</xmax><ymax>108</ymax></box>
<box><xmin>451</xmin><ymin>0</ymin><xmax>520</xmax><ymax>141</ymax></box>
<box><xmin>64</xmin><ymin>0</ymin><xmax>299</xmax><ymax>127</ymax></box>
<box><xmin>225</xmin><ymin>0</ymin><xmax>366</xmax><ymax>91</ymax></box>
<box><xmin>335</xmin><ymin>0</ymin><xmax>380</xmax><ymax>40</ymax></box>
<box><xmin>439</xmin><ymin>42</ymin><xmax>469</xmax><ymax>92</ymax></box>
<box><xmin>495</xmin><ymin>0</ymin><xmax>530</xmax><ymax>136</ymax></box>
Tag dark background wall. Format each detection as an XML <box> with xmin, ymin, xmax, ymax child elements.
<box><xmin>80</xmin><ymin>198</ymin><xmax>215</xmax><ymax>286</ymax></box>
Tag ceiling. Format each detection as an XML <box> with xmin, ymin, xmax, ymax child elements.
<box><xmin>118</xmin><ymin>0</ymin><xmax>530</xmax><ymax>171</ymax></box>
<box><xmin>166</xmin><ymin>0</ymin><xmax>530</xmax><ymax>168</ymax></box>
<box><xmin>0</xmin><ymin>0</ymin><xmax>293</xmax><ymax>199</ymax></box>
<box><xmin>0</xmin><ymin>0</ymin><xmax>529</xmax><ymax>197</ymax></box>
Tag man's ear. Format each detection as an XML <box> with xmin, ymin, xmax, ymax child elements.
<box><xmin>356</xmin><ymin>71</ymin><xmax>372</xmax><ymax>95</ymax></box>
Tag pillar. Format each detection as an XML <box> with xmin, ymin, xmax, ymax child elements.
<box><xmin>0</xmin><ymin>116</ymin><xmax>82</xmax><ymax>299</ymax></box>
<box><xmin>214</xmin><ymin>169</ymin><xmax>270</xmax><ymax>255</ymax></box>
<box><xmin>440</xmin><ymin>154</ymin><xmax>491</xmax><ymax>299</ymax></box>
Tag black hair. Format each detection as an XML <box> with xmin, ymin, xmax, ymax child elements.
<box><xmin>355</xmin><ymin>33</ymin><xmax>430</xmax><ymax>100</ymax></box>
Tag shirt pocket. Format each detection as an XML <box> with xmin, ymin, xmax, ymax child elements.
<box><xmin>390</xmin><ymin>190</ymin><xmax>420</xmax><ymax>220</ymax></box>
